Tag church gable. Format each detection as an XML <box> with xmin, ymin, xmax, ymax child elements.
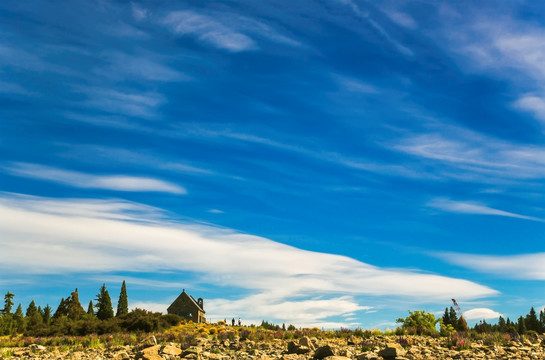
<box><xmin>167</xmin><ymin>289</ymin><xmax>206</xmax><ymax>323</ymax></box>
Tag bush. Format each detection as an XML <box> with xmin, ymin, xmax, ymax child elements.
<box><xmin>396</xmin><ymin>310</ymin><xmax>438</xmax><ymax>335</ymax></box>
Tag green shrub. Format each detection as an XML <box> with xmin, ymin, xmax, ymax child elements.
<box><xmin>396</xmin><ymin>310</ymin><xmax>438</xmax><ymax>335</ymax></box>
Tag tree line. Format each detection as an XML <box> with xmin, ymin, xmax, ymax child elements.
<box><xmin>397</xmin><ymin>306</ymin><xmax>545</xmax><ymax>336</ymax></box>
<box><xmin>0</xmin><ymin>281</ymin><xmax>180</xmax><ymax>336</ymax></box>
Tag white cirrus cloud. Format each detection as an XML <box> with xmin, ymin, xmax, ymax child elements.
<box><xmin>428</xmin><ymin>198</ymin><xmax>543</xmax><ymax>222</ymax></box>
<box><xmin>393</xmin><ymin>125</ymin><xmax>545</xmax><ymax>183</ymax></box>
<box><xmin>96</xmin><ymin>52</ymin><xmax>191</xmax><ymax>83</ymax></box>
<box><xmin>131</xmin><ymin>3</ymin><xmax>149</xmax><ymax>21</ymax></box>
<box><xmin>463</xmin><ymin>308</ymin><xmax>502</xmax><ymax>321</ymax></box>
<box><xmin>163</xmin><ymin>10</ymin><xmax>256</xmax><ymax>52</ymax></box>
<box><xmin>76</xmin><ymin>86</ymin><xmax>164</xmax><ymax>118</ymax></box>
<box><xmin>383</xmin><ymin>10</ymin><xmax>417</xmax><ymax>30</ymax></box>
<box><xmin>433</xmin><ymin>252</ymin><xmax>545</xmax><ymax>280</ymax></box>
<box><xmin>162</xmin><ymin>10</ymin><xmax>301</xmax><ymax>52</ymax></box>
<box><xmin>514</xmin><ymin>95</ymin><xmax>545</xmax><ymax>124</ymax></box>
<box><xmin>5</xmin><ymin>162</ymin><xmax>186</xmax><ymax>194</ymax></box>
<box><xmin>430</xmin><ymin>10</ymin><xmax>545</xmax><ymax>126</ymax></box>
<box><xmin>338</xmin><ymin>0</ymin><xmax>413</xmax><ymax>56</ymax></box>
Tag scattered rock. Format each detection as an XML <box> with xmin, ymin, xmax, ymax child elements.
<box><xmin>287</xmin><ymin>341</ymin><xmax>311</xmax><ymax>354</ymax></box>
<box><xmin>314</xmin><ymin>345</ymin><xmax>337</xmax><ymax>359</ymax></box>
<box><xmin>300</xmin><ymin>336</ymin><xmax>316</xmax><ymax>350</ymax></box>
<box><xmin>139</xmin><ymin>335</ymin><xmax>158</xmax><ymax>349</ymax></box>
<box><xmin>378</xmin><ymin>343</ymin><xmax>406</xmax><ymax>359</ymax></box>
<box><xmin>181</xmin><ymin>346</ymin><xmax>201</xmax><ymax>358</ymax></box>
<box><xmin>137</xmin><ymin>345</ymin><xmax>163</xmax><ymax>360</ymax></box>
<box><xmin>161</xmin><ymin>344</ymin><xmax>182</xmax><ymax>356</ymax></box>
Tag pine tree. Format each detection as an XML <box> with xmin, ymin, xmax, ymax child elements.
<box><xmin>448</xmin><ymin>307</ymin><xmax>460</xmax><ymax>330</ymax></box>
<box><xmin>27</xmin><ymin>301</ymin><xmax>43</xmax><ymax>329</ymax></box>
<box><xmin>498</xmin><ymin>316</ymin><xmax>506</xmax><ymax>332</ymax></box>
<box><xmin>525</xmin><ymin>307</ymin><xmax>539</xmax><ymax>332</ymax></box>
<box><xmin>42</xmin><ymin>305</ymin><xmax>51</xmax><ymax>324</ymax></box>
<box><xmin>517</xmin><ymin>316</ymin><xmax>526</xmax><ymax>334</ymax></box>
<box><xmin>116</xmin><ymin>281</ymin><xmax>128</xmax><ymax>317</ymax></box>
<box><xmin>442</xmin><ymin>307</ymin><xmax>451</xmax><ymax>326</ymax></box>
<box><xmin>25</xmin><ymin>300</ymin><xmax>38</xmax><ymax>318</ymax></box>
<box><xmin>67</xmin><ymin>289</ymin><xmax>85</xmax><ymax>320</ymax></box>
<box><xmin>1</xmin><ymin>292</ymin><xmax>15</xmax><ymax>315</ymax></box>
<box><xmin>53</xmin><ymin>298</ymin><xmax>68</xmax><ymax>319</ymax></box>
<box><xmin>14</xmin><ymin>304</ymin><xmax>24</xmax><ymax>333</ymax></box>
<box><xmin>87</xmin><ymin>301</ymin><xmax>95</xmax><ymax>316</ymax></box>
<box><xmin>95</xmin><ymin>284</ymin><xmax>114</xmax><ymax>320</ymax></box>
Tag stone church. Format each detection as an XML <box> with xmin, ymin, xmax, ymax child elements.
<box><xmin>167</xmin><ymin>289</ymin><xmax>206</xmax><ymax>323</ymax></box>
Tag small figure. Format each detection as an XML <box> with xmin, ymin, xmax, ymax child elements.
<box><xmin>232</xmin><ymin>318</ymin><xmax>235</xmax><ymax>326</ymax></box>
<box><xmin>238</xmin><ymin>318</ymin><xmax>241</xmax><ymax>326</ymax></box>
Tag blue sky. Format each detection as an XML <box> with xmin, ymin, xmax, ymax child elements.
<box><xmin>1</xmin><ymin>0</ymin><xmax>545</xmax><ymax>329</ymax></box>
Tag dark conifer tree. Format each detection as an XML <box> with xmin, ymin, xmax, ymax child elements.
<box><xmin>116</xmin><ymin>280</ymin><xmax>128</xmax><ymax>317</ymax></box>
<box><xmin>442</xmin><ymin>307</ymin><xmax>450</xmax><ymax>326</ymax></box>
<box><xmin>517</xmin><ymin>316</ymin><xmax>527</xmax><ymax>334</ymax></box>
<box><xmin>87</xmin><ymin>300</ymin><xmax>95</xmax><ymax>316</ymax></box>
<box><xmin>95</xmin><ymin>284</ymin><xmax>114</xmax><ymax>320</ymax></box>
<box><xmin>67</xmin><ymin>289</ymin><xmax>85</xmax><ymax>320</ymax></box>
<box><xmin>448</xmin><ymin>307</ymin><xmax>460</xmax><ymax>329</ymax></box>
<box><xmin>525</xmin><ymin>307</ymin><xmax>539</xmax><ymax>332</ymax></box>
<box><xmin>43</xmin><ymin>305</ymin><xmax>52</xmax><ymax>324</ymax></box>
<box><xmin>25</xmin><ymin>300</ymin><xmax>38</xmax><ymax>318</ymax></box>
<box><xmin>53</xmin><ymin>298</ymin><xmax>68</xmax><ymax>319</ymax></box>
<box><xmin>14</xmin><ymin>304</ymin><xmax>24</xmax><ymax>333</ymax></box>
<box><xmin>27</xmin><ymin>301</ymin><xmax>43</xmax><ymax>328</ymax></box>
<box><xmin>498</xmin><ymin>316</ymin><xmax>506</xmax><ymax>332</ymax></box>
<box><xmin>1</xmin><ymin>292</ymin><xmax>15</xmax><ymax>315</ymax></box>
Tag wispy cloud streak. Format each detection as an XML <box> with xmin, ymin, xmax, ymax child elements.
<box><xmin>162</xmin><ymin>9</ymin><xmax>300</xmax><ymax>52</ymax></box>
<box><xmin>5</xmin><ymin>163</ymin><xmax>186</xmax><ymax>194</ymax></box>
<box><xmin>393</xmin><ymin>127</ymin><xmax>545</xmax><ymax>183</ymax></box>
<box><xmin>429</xmin><ymin>198</ymin><xmax>543</xmax><ymax>223</ymax></box>
<box><xmin>163</xmin><ymin>10</ymin><xmax>256</xmax><ymax>52</ymax></box>
<box><xmin>434</xmin><ymin>252</ymin><xmax>545</xmax><ymax>280</ymax></box>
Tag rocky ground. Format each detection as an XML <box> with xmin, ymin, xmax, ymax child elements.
<box><xmin>2</xmin><ymin>334</ymin><xmax>545</xmax><ymax>360</ymax></box>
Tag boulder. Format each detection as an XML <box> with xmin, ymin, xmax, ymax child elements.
<box><xmin>347</xmin><ymin>336</ymin><xmax>361</xmax><ymax>346</ymax></box>
<box><xmin>378</xmin><ymin>343</ymin><xmax>406</xmax><ymax>359</ymax></box>
<box><xmin>162</xmin><ymin>344</ymin><xmax>182</xmax><ymax>356</ymax></box>
<box><xmin>137</xmin><ymin>345</ymin><xmax>163</xmax><ymax>360</ymax></box>
<box><xmin>300</xmin><ymin>336</ymin><xmax>316</xmax><ymax>350</ymax></box>
<box><xmin>314</xmin><ymin>345</ymin><xmax>337</xmax><ymax>359</ymax></box>
<box><xmin>139</xmin><ymin>335</ymin><xmax>158</xmax><ymax>349</ymax></box>
<box><xmin>287</xmin><ymin>341</ymin><xmax>312</xmax><ymax>354</ymax></box>
<box><xmin>181</xmin><ymin>346</ymin><xmax>201</xmax><ymax>358</ymax></box>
